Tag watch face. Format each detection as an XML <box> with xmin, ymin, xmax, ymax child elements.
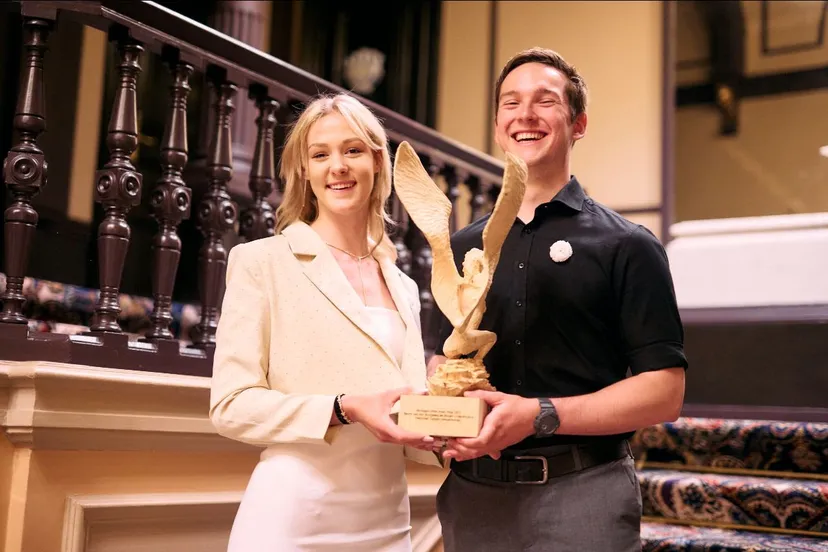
<box><xmin>535</xmin><ymin>407</ymin><xmax>560</xmax><ymax>436</ymax></box>
<box><xmin>537</xmin><ymin>414</ymin><xmax>559</xmax><ymax>436</ymax></box>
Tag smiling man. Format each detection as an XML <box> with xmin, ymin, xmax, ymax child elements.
<box><xmin>428</xmin><ymin>47</ymin><xmax>688</xmax><ymax>551</ymax></box>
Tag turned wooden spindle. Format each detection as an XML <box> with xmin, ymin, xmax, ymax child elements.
<box><xmin>443</xmin><ymin>166</ymin><xmax>462</xmax><ymax>233</ymax></box>
<box><xmin>413</xmin><ymin>228</ymin><xmax>436</xmax><ymax>345</ymax></box>
<box><xmin>240</xmin><ymin>93</ymin><xmax>278</xmax><ymax>242</ymax></box>
<box><xmin>390</xmin><ymin>190</ymin><xmax>412</xmax><ymax>274</ymax></box>
<box><xmin>426</xmin><ymin>160</ymin><xmax>444</xmax><ymax>193</ymax></box>
<box><xmin>193</xmin><ymin>79</ymin><xmax>238</xmax><ymax>349</ymax></box>
<box><xmin>1</xmin><ymin>18</ymin><xmax>52</xmax><ymax>324</ymax></box>
<box><xmin>466</xmin><ymin>174</ymin><xmax>486</xmax><ymax>222</ymax></box>
<box><xmin>89</xmin><ymin>39</ymin><xmax>144</xmax><ymax>333</ymax></box>
<box><xmin>488</xmin><ymin>181</ymin><xmax>501</xmax><ymax>211</ymax></box>
<box><xmin>146</xmin><ymin>59</ymin><xmax>193</xmax><ymax>341</ymax></box>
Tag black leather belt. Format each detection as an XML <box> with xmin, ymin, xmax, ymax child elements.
<box><xmin>452</xmin><ymin>441</ymin><xmax>631</xmax><ymax>485</ymax></box>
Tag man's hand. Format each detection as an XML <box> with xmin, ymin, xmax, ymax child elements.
<box><xmin>442</xmin><ymin>390</ymin><xmax>540</xmax><ymax>462</ymax></box>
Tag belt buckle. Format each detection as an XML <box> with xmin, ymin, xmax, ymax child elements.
<box><xmin>513</xmin><ymin>455</ymin><xmax>548</xmax><ymax>485</ymax></box>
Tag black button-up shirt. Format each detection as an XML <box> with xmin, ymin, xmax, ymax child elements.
<box><xmin>433</xmin><ymin>177</ymin><xmax>688</xmax><ymax>450</ymax></box>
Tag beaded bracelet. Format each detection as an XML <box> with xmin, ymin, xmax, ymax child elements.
<box><xmin>334</xmin><ymin>394</ymin><xmax>353</xmax><ymax>425</ymax></box>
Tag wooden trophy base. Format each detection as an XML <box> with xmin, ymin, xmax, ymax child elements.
<box><xmin>397</xmin><ymin>394</ymin><xmax>488</xmax><ymax>438</ymax></box>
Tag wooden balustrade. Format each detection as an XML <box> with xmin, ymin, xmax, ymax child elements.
<box><xmin>146</xmin><ymin>51</ymin><xmax>194</xmax><ymax>342</ymax></box>
<box><xmin>193</xmin><ymin>74</ymin><xmax>238</xmax><ymax>350</ymax></box>
<box><xmin>0</xmin><ymin>0</ymin><xmax>506</xmax><ymax>375</ymax></box>
<box><xmin>90</xmin><ymin>36</ymin><xmax>144</xmax><ymax>334</ymax></box>
<box><xmin>239</xmin><ymin>89</ymin><xmax>278</xmax><ymax>242</ymax></box>
<box><xmin>1</xmin><ymin>17</ymin><xmax>51</xmax><ymax>325</ymax></box>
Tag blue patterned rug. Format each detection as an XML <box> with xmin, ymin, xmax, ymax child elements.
<box><xmin>641</xmin><ymin>522</ymin><xmax>828</xmax><ymax>551</ymax></box>
<box><xmin>632</xmin><ymin>418</ymin><xmax>828</xmax><ymax>475</ymax></box>
<box><xmin>640</xmin><ymin>469</ymin><xmax>828</xmax><ymax>533</ymax></box>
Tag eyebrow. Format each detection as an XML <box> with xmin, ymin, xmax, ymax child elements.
<box><xmin>499</xmin><ymin>87</ymin><xmax>561</xmax><ymax>101</ymax></box>
<box><xmin>308</xmin><ymin>137</ymin><xmax>366</xmax><ymax>149</ymax></box>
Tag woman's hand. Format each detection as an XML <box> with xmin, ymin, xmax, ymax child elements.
<box><xmin>340</xmin><ymin>388</ymin><xmax>434</xmax><ymax>450</ymax></box>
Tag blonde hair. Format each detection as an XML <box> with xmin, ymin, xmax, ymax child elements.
<box><xmin>275</xmin><ymin>93</ymin><xmax>395</xmax><ymax>253</ymax></box>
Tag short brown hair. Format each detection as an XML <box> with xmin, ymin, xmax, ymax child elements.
<box><xmin>494</xmin><ymin>47</ymin><xmax>588</xmax><ymax>122</ymax></box>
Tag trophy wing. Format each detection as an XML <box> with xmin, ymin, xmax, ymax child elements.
<box><xmin>393</xmin><ymin>142</ymin><xmax>466</xmax><ymax>328</ymax></box>
<box><xmin>481</xmin><ymin>152</ymin><xmax>527</xmax><ymax>274</ymax></box>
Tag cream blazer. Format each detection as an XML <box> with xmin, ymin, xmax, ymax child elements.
<box><xmin>209</xmin><ymin>221</ymin><xmax>440</xmax><ymax>467</ymax></box>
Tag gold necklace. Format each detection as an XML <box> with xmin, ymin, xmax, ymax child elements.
<box><xmin>326</xmin><ymin>241</ymin><xmax>379</xmax><ymax>305</ymax></box>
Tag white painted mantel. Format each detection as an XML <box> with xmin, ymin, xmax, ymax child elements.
<box><xmin>0</xmin><ymin>360</ymin><xmax>252</xmax><ymax>452</ymax></box>
<box><xmin>0</xmin><ymin>360</ymin><xmax>446</xmax><ymax>552</ymax></box>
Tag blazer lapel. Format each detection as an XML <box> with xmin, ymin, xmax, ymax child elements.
<box><xmin>282</xmin><ymin>222</ymin><xmax>403</xmax><ymax>370</ymax></box>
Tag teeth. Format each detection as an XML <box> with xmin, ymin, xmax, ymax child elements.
<box><xmin>514</xmin><ymin>132</ymin><xmax>545</xmax><ymax>142</ymax></box>
<box><xmin>329</xmin><ymin>183</ymin><xmax>354</xmax><ymax>190</ymax></box>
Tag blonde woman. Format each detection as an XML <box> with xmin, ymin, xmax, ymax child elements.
<box><xmin>210</xmin><ymin>93</ymin><xmax>440</xmax><ymax>551</ymax></box>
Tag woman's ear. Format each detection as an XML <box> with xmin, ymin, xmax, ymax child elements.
<box><xmin>373</xmin><ymin>150</ymin><xmax>382</xmax><ymax>174</ymax></box>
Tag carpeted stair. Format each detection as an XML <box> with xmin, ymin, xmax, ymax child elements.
<box><xmin>633</xmin><ymin>417</ymin><xmax>828</xmax><ymax>551</ymax></box>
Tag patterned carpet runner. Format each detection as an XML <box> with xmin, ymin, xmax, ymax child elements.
<box><xmin>633</xmin><ymin>418</ymin><xmax>828</xmax><ymax>552</ymax></box>
<box><xmin>641</xmin><ymin>522</ymin><xmax>828</xmax><ymax>551</ymax></box>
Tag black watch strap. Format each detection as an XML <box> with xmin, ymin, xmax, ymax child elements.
<box><xmin>533</xmin><ymin>397</ymin><xmax>560</xmax><ymax>436</ymax></box>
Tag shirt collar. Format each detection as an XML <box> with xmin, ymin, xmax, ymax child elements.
<box><xmin>545</xmin><ymin>176</ymin><xmax>586</xmax><ymax>212</ymax></box>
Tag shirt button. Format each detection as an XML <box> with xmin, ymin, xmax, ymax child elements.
<box><xmin>518</xmin><ymin>262</ymin><xmax>525</xmax><ymax>269</ymax></box>
<box><xmin>515</xmin><ymin>300</ymin><xmax>522</xmax><ymax>307</ymax></box>
<box><xmin>516</xmin><ymin>379</ymin><xmax>523</xmax><ymax>385</ymax></box>
<box><xmin>515</xmin><ymin>339</ymin><xmax>522</xmax><ymax>345</ymax></box>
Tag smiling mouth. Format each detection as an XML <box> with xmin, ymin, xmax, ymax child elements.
<box><xmin>327</xmin><ymin>181</ymin><xmax>356</xmax><ymax>191</ymax></box>
<box><xmin>511</xmin><ymin>131</ymin><xmax>547</xmax><ymax>143</ymax></box>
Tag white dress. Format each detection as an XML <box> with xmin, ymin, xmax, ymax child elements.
<box><xmin>226</xmin><ymin>307</ymin><xmax>411</xmax><ymax>552</ymax></box>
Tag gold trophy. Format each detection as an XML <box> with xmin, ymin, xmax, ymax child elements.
<box><xmin>393</xmin><ymin>142</ymin><xmax>527</xmax><ymax>437</ymax></box>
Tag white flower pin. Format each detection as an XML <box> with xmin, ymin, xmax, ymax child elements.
<box><xmin>549</xmin><ymin>240</ymin><xmax>573</xmax><ymax>263</ymax></box>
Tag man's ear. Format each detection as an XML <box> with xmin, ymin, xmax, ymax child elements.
<box><xmin>493</xmin><ymin>114</ymin><xmax>505</xmax><ymax>153</ymax></box>
<box><xmin>572</xmin><ymin>112</ymin><xmax>587</xmax><ymax>143</ymax></box>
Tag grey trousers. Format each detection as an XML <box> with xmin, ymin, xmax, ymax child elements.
<box><xmin>436</xmin><ymin>455</ymin><xmax>642</xmax><ymax>552</ymax></box>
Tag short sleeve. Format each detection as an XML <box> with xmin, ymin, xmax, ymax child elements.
<box><xmin>613</xmin><ymin>225</ymin><xmax>688</xmax><ymax>375</ymax></box>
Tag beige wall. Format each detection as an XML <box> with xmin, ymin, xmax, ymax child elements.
<box><xmin>678</xmin><ymin>1</ymin><xmax>828</xmax><ymax>85</ymax></box>
<box><xmin>437</xmin><ymin>1</ymin><xmax>665</xmax><ymax>237</ymax></box>
<box><xmin>675</xmin><ymin>1</ymin><xmax>828</xmax><ymax>222</ymax></box>
<box><xmin>676</xmin><ymin>91</ymin><xmax>828</xmax><ymax>222</ymax></box>
<box><xmin>743</xmin><ymin>1</ymin><xmax>828</xmax><ymax>76</ymax></box>
<box><xmin>67</xmin><ymin>26</ymin><xmax>106</xmax><ymax>224</ymax></box>
<box><xmin>436</xmin><ymin>1</ymin><xmax>494</xmax><ymax>153</ymax></box>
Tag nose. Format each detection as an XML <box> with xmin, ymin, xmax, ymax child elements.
<box><xmin>330</xmin><ymin>152</ymin><xmax>348</xmax><ymax>175</ymax></box>
<box><xmin>516</xmin><ymin>101</ymin><xmax>537</xmax><ymax>122</ymax></box>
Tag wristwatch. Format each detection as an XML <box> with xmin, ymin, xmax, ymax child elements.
<box><xmin>533</xmin><ymin>398</ymin><xmax>560</xmax><ymax>437</ymax></box>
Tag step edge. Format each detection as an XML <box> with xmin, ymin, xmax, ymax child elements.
<box><xmin>638</xmin><ymin>462</ymin><xmax>828</xmax><ymax>482</ymax></box>
<box><xmin>641</xmin><ymin>517</ymin><xmax>828</xmax><ymax>540</ymax></box>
